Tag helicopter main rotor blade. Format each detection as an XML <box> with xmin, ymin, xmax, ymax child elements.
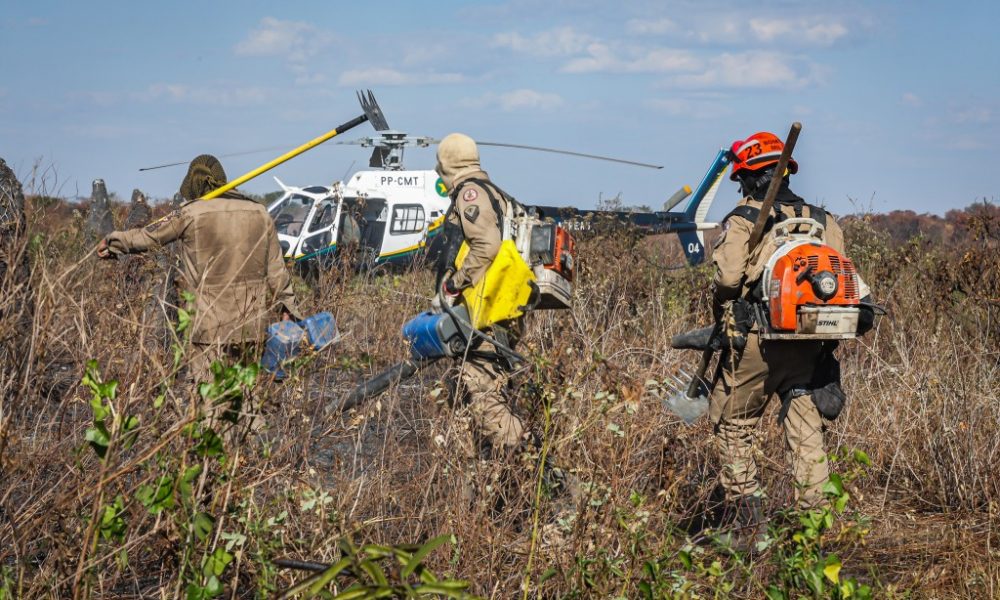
<box><xmin>138</xmin><ymin>145</ymin><xmax>298</xmax><ymax>171</ymax></box>
<box><xmin>140</xmin><ymin>90</ymin><xmax>386</xmax><ymax>173</ymax></box>
<box><xmin>358</xmin><ymin>89</ymin><xmax>390</xmax><ymax>131</ymax></box>
<box><xmin>477</xmin><ymin>142</ymin><xmax>663</xmax><ymax>170</ymax></box>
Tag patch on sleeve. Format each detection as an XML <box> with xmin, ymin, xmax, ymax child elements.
<box><xmin>462</xmin><ymin>188</ymin><xmax>479</xmax><ymax>202</ymax></box>
<box><xmin>712</xmin><ymin>219</ymin><xmax>731</xmax><ymax>249</ymax></box>
<box><xmin>145</xmin><ymin>209</ymin><xmax>180</xmax><ymax>233</ymax></box>
<box><xmin>463</xmin><ymin>205</ymin><xmax>480</xmax><ymax>223</ymax></box>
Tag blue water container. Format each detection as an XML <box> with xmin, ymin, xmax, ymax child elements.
<box><xmin>261</xmin><ymin>320</ymin><xmax>306</xmax><ymax>379</ymax></box>
<box><xmin>300</xmin><ymin>311</ymin><xmax>339</xmax><ymax>350</ymax></box>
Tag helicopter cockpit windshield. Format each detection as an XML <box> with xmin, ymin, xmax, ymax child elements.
<box><xmin>271</xmin><ymin>194</ymin><xmax>314</xmax><ymax>237</ymax></box>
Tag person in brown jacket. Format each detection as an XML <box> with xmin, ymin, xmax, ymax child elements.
<box><xmin>435</xmin><ymin>133</ymin><xmax>528</xmax><ymax>455</ymax></box>
<box><xmin>708</xmin><ymin>132</ymin><xmax>871</xmax><ymax>546</ymax></box>
<box><xmin>97</xmin><ymin>155</ymin><xmax>301</xmax><ymax>398</ymax></box>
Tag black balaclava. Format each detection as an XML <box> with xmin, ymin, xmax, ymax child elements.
<box><xmin>736</xmin><ymin>166</ymin><xmax>803</xmax><ymax>205</ymax></box>
<box><xmin>179</xmin><ymin>154</ymin><xmax>227</xmax><ymax>201</ymax></box>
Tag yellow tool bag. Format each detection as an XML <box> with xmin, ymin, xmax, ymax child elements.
<box><xmin>454</xmin><ymin>239</ymin><xmax>536</xmax><ymax>329</ymax></box>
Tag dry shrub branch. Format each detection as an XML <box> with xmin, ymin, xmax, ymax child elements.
<box><xmin>0</xmin><ymin>192</ymin><xmax>997</xmax><ymax>598</ymax></box>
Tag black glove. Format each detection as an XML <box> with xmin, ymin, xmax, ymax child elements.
<box><xmin>810</xmin><ymin>342</ymin><xmax>845</xmax><ymax>420</ymax></box>
<box><xmin>442</xmin><ymin>277</ymin><xmax>461</xmax><ymax>297</ymax></box>
<box><xmin>857</xmin><ymin>295</ymin><xmax>876</xmax><ymax>335</ymax></box>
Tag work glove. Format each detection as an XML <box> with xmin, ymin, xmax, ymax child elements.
<box><xmin>442</xmin><ymin>277</ymin><xmax>461</xmax><ymax>298</ymax></box>
<box><xmin>857</xmin><ymin>295</ymin><xmax>876</xmax><ymax>335</ymax></box>
<box><xmin>431</xmin><ymin>278</ymin><xmax>461</xmax><ymax>314</ymax></box>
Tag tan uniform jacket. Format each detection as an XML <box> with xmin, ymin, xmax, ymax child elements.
<box><xmin>447</xmin><ymin>171</ymin><xmax>511</xmax><ymax>290</ymax></box>
<box><xmin>106</xmin><ymin>193</ymin><xmax>301</xmax><ymax>344</ymax></box>
<box><xmin>713</xmin><ymin>197</ymin><xmax>846</xmax><ymax>305</ymax></box>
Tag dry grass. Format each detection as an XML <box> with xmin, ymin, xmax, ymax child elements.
<box><xmin>0</xmin><ymin>187</ymin><xmax>998</xmax><ymax>598</ymax></box>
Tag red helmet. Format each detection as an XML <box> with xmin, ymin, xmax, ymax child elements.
<box><xmin>729</xmin><ymin>131</ymin><xmax>798</xmax><ymax>181</ymax></box>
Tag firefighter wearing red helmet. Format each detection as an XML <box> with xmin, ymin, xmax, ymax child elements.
<box><xmin>708</xmin><ymin>131</ymin><xmax>873</xmax><ymax>548</ymax></box>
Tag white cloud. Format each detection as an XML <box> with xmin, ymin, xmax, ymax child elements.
<box><xmin>289</xmin><ymin>64</ymin><xmax>327</xmax><ymax>85</ymax></box>
<box><xmin>235</xmin><ymin>17</ymin><xmax>331</xmax><ymax>61</ymax></box>
<box><xmin>748</xmin><ymin>17</ymin><xmax>849</xmax><ymax>46</ymax></box>
<box><xmin>689</xmin><ymin>18</ymin><xmax>743</xmax><ymax>44</ymax></box>
<box><xmin>680</xmin><ymin>14</ymin><xmax>853</xmax><ymax>47</ymax></box>
<box><xmin>947</xmin><ymin>136</ymin><xmax>988</xmax><ymax>151</ymax></box>
<box><xmin>337</xmin><ymin>68</ymin><xmax>464</xmax><ymax>87</ymax></box>
<box><xmin>626</xmin><ymin>18</ymin><xmax>677</xmax><ymax>36</ymax></box>
<box><xmin>137</xmin><ymin>83</ymin><xmax>273</xmax><ymax>107</ymax></box>
<box><xmin>562</xmin><ymin>45</ymin><xmax>701</xmax><ymax>74</ymax></box>
<box><xmin>492</xmin><ymin>26</ymin><xmax>700</xmax><ymax>75</ymax></box>
<box><xmin>949</xmin><ymin>106</ymin><xmax>993</xmax><ymax>124</ymax></box>
<box><xmin>492</xmin><ymin>26</ymin><xmax>595</xmax><ymax>57</ymax></box>
<box><xmin>235</xmin><ymin>17</ymin><xmax>333</xmax><ymax>84</ymax></box>
<box><xmin>461</xmin><ymin>89</ymin><xmax>564</xmax><ymax>112</ymax></box>
<box><xmin>669</xmin><ymin>51</ymin><xmax>818</xmax><ymax>89</ymax></box>
<box><xmin>901</xmin><ymin>92</ymin><xmax>922</xmax><ymax>107</ymax></box>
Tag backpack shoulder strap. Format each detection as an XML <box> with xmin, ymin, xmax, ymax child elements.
<box><xmin>724</xmin><ymin>205</ymin><xmax>760</xmax><ymax>224</ymax></box>
<box><xmin>805</xmin><ymin>204</ymin><xmax>827</xmax><ymax>228</ymax></box>
<box><xmin>457</xmin><ymin>177</ymin><xmax>521</xmax><ymax>231</ymax></box>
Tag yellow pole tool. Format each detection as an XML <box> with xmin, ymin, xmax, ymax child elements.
<box><xmin>201</xmin><ymin>113</ymin><xmax>370</xmax><ymax>200</ymax></box>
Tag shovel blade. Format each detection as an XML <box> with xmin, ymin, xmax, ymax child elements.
<box><xmin>663</xmin><ymin>391</ymin><xmax>709</xmax><ymax>424</ymax></box>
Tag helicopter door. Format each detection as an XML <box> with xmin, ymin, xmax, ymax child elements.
<box><xmin>352</xmin><ymin>198</ymin><xmax>388</xmax><ymax>267</ymax></box>
<box><xmin>298</xmin><ymin>198</ymin><xmax>341</xmax><ymax>262</ymax></box>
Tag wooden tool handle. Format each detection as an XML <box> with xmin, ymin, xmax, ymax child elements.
<box><xmin>747</xmin><ymin>122</ymin><xmax>802</xmax><ymax>249</ymax></box>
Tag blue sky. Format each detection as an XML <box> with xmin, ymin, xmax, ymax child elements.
<box><xmin>1</xmin><ymin>0</ymin><xmax>997</xmax><ymax>219</ymax></box>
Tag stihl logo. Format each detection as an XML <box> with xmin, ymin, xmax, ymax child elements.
<box><xmin>818</xmin><ymin>320</ymin><xmax>839</xmax><ymax>327</ymax></box>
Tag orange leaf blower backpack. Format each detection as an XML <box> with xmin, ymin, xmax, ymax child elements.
<box><xmin>753</xmin><ymin>217</ymin><xmax>862</xmax><ymax>340</ymax></box>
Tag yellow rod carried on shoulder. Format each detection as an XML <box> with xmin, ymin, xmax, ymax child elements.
<box><xmin>201</xmin><ymin>113</ymin><xmax>370</xmax><ymax>200</ymax></box>
<box><xmin>135</xmin><ymin>90</ymin><xmax>388</xmax><ymax>196</ymax></box>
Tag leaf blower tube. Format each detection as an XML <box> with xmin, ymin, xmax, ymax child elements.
<box><xmin>336</xmin><ymin>358</ymin><xmax>426</xmax><ymax>413</ymax></box>
<box><xmin>332</xmin><ymin>277</ymin><xmax>524</xmax><ymax>413</ymax></box>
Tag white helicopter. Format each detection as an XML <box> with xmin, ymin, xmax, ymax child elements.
<box><xmin>266</xmin><ymin>91</ymin><xmax>728</xmax><ymax>275</ymax></box>
<box><xmin>267</xmin><ymin>131</ymin><xmax>453</xmax><ymax>273</ymax></box>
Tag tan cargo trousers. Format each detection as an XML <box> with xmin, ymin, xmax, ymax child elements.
<box><xmin>709</xmin><ymin>331</ymin><xmax>829</xmax><ymax>507</ymax></box>
<box><xmin>456</xmin><ymin>339</ymin><xmax>527</xmax><ymax>454</ymax></box>
<box><xmin>186</xmin><ymin>342</ymin><xmax>262</xmax><ymax>437</ymax></box>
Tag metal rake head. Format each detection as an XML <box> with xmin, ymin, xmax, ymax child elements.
<box><xmin>357</xmin><ymin>89</ymin><xmax>390</xmax><ymax>132</ymax></box>
<box><xmin>660</xmin><ymin>369</ymin><xmax>709</xmax><ymax>424</ymax></box>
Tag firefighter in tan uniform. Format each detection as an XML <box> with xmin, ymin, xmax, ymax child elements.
<box><xmin>97</xmin><ymin>155</ymin><xmax>301</xmax><ymax>421</ymax></box>
<box><xmin>435</xmin><ymin>133</ymin><xmax>528</xmax><ymax>454</ymax></box>
<box><xmin>709</xmin><ymin>132</ymin><xmax>871</xmax><ymax>540</ymax></box>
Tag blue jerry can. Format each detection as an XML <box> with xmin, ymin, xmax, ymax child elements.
<box><xmin>300</xmin><ymin>311</ymin><xmax>339</xmax><ymax>350</ymax></box>
<box><xmin>261</xmin><ymin>320</ymin><xmax>306</xmax><ymax>379</ymax></box>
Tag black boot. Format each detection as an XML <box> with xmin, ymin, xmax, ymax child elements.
<box><xmin>716</xmin><ymin>495</ymin><xmax>768</xmax><ymax>553</ymax></box>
